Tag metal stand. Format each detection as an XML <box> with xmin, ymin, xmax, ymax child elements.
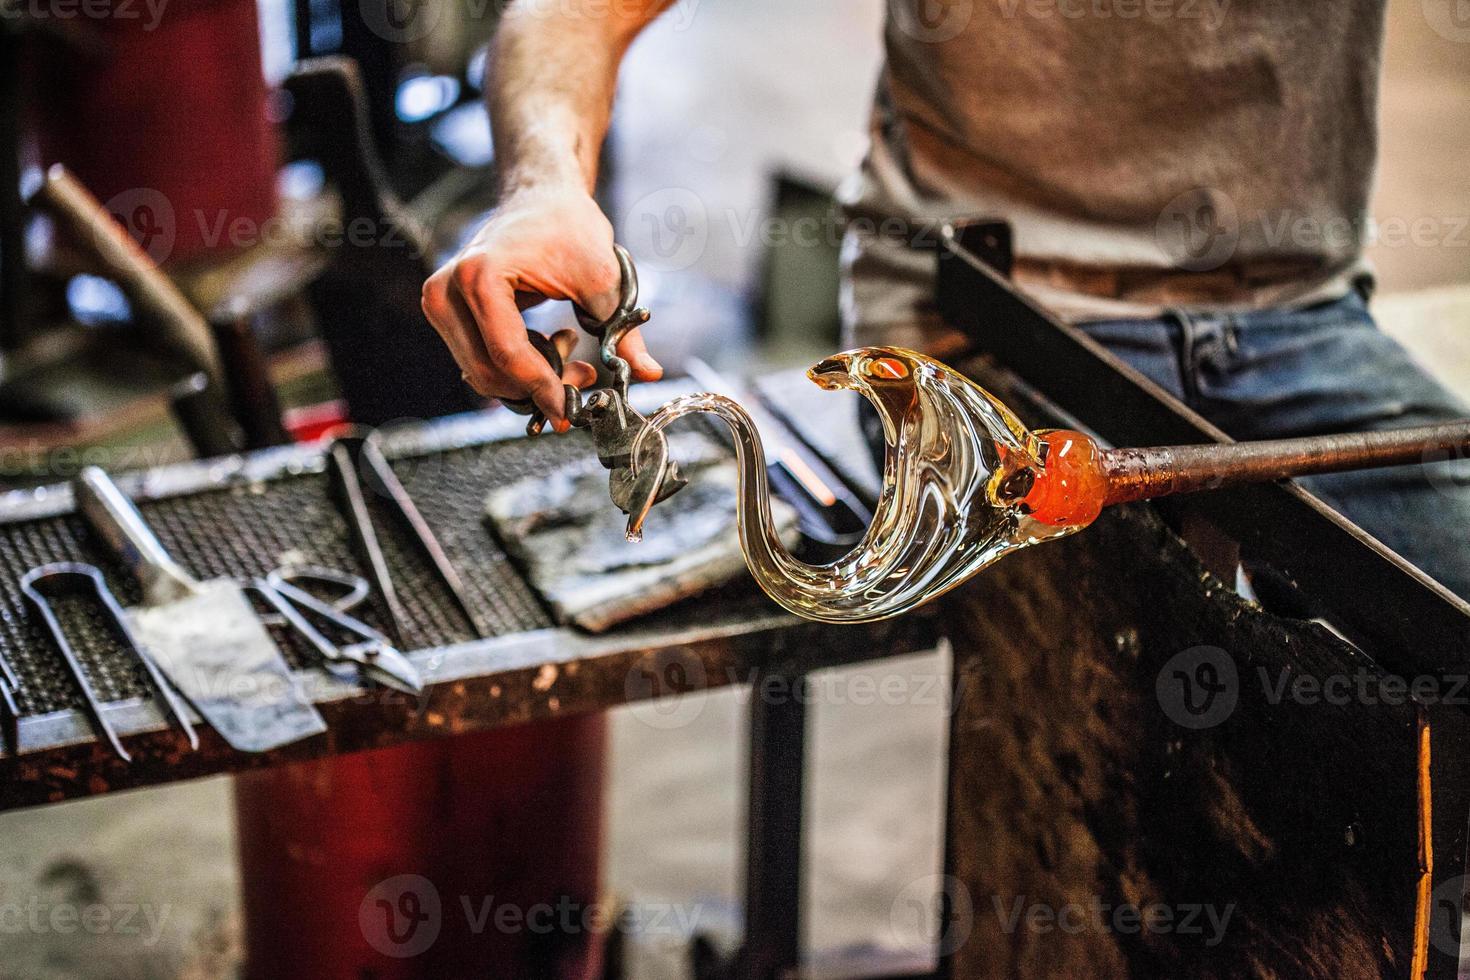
<box><xmin>740</xmin><ymin>669</ymin><xmax>807</xmax><ymax>980</ymax></box>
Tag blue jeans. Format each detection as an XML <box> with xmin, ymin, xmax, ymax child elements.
<box><xmin>1077</xmin><ymin>292</ymin><xmax>1470</xmax><ymax>600</ymax></box>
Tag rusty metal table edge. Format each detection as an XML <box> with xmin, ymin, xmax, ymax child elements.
<box><xmin>0</xmin><ymin>597</ymin><xmax>940</xmax><ymax>812</ymax></box>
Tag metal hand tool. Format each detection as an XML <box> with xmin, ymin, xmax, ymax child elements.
<box><xmin>325</xmin><ymin>435</ymin><xmax>407</xmax><ymax>640</ymax></box>
<box><xmin>503</xmin><ymin>244</ymin><xmax>688</xmax><ymax>517</ymax></box>
<box><xmin>263</xmin><ymin>564</ymin><xmax>370</xmax><ymax>616</ymax></box>
<box><xmin>253</xmin><ymin>567</ymin><xmax>422</xmax><ymax>695</ymax></box>
<box><xmin>327</xmin><ymin>431</ymin><xmax>488</xmax><ymax>641</ymax></box>
<box><xmin>73</xmin><ymin>466</ymin><xmax>327</xmax><ymax>753</ymax></box>
<box><xmin>20</xmin><ymin>562</ymin><xmax>200</xmax><ymax>761</ymax></box>
<box><xmin>1098</xmin><ymin>422</ymin><xmax>1470</xmax><ymax>505</ymax></box>
<box><xmin>0</xmin><ymin>644</ymin><xmax>18</xmax><ymax>724</ymax></box>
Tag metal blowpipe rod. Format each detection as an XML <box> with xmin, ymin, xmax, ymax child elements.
<box><xmin>1100</xmin><ymin>421</ymin><xmax>1470</xmax><ymax>506</ymax></box>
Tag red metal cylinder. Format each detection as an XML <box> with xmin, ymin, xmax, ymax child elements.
<box><xmin>29</xmin><ymin>0</ymin><xmax>279</xmax><ymax>265</ymax></box>
<box><xmin>236</xmin><ymin>715</ymin><xmax>607</xmax><ymax>979</ymax></box>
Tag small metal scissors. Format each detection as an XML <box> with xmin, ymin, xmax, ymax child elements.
<box><xmin>501</xmin><ymin>244</ymin><xmax>688</xmax><ymax>517</ymax></box>
<box><xmin>251</xmin><ymin>566</ymin><xmax>423</xmax><ymax>696</ymax></box>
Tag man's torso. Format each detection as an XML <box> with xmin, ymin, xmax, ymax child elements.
<box><xmin>841</xmin><ymin>0</ymin><xmax>1387</xmax><ymax>345</ymax></box>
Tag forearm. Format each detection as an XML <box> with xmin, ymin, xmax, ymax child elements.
<box><xmin>423</xmin><ymin>0</ymin><xmax>673</xmax><ymax>418</ymax></box>
<box><xmin>488</xmin><ymin>0</ymin><xmax>670</xmax><ymax>196</ymax></box>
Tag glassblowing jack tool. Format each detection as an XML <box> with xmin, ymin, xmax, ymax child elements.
<box><xmin>503</xmin><ymin>244</ymin><xmax>688</xmax><ymax>521</ymax></box>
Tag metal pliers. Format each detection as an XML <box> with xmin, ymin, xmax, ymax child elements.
<box><xmin>501</xmin><ymin>244</ymin><xmax>688</xmax><ymax>520</ymax></box>
<box><xmin>251</xmin><ymin>567</ymin><xmax>423</xmax><ymax>696</ymax></box>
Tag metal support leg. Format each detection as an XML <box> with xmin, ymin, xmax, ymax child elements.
<box><xmin>741</xmin><ymin>669</ymin><xmax>806</xmax><ymax>980</ymax></box>
<box><xmin>0</xmin><ymin>34</ymin><xmax>24</xmax><ymax>354</ymax></box>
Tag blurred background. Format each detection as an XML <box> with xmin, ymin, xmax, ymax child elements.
<box><xmin>0</xmin><ymin>0</ymin><xmax>1465</xmax><ymax>976</ymax></box>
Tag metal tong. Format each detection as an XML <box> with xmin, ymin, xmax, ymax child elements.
<box><xmin>0</xmin><ymin>642</ymin><xmax>18</xmax><ymax>724</ymax></box>
<box><xmin>501</xmin><ymin>244</ymin><xmax>688</xmax><ymax>520</ymax></box>
<box><xmin>20</xmin><ymin>562</ymin><xmax>199</xmax><ymax>761</ymax></box>
<box><xmin>326</xmin><ymin>431</ymin><xmax>487</xmax><ymax>643</ymax></box>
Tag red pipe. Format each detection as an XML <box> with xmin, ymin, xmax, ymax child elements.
<box><xmin>236</xmin><ymin>716</ymin><xmax>607</xmax><ymax>979</ymax></box>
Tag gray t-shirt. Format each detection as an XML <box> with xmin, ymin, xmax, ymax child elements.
<box><xmin>840</xmin><ymin>0</ymin><xmax>1384</xmax><ymax>349</ymax></box>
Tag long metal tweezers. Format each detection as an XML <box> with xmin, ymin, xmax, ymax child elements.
<box><xmin>327</xmin><ymin>432</ymin><xmax>489</xmax><ymax>642</ymax></box>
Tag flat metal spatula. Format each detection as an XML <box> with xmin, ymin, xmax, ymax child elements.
<box><xmin>74</xmin><ymin>467</ymin><xmax>327</xmax><ymax>753</ymax></box>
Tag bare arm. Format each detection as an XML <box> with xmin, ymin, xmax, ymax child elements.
<box><xmin>422</xmin><ymin>0</ymin><xmax>676</xmax><ymax>428</ymax></box>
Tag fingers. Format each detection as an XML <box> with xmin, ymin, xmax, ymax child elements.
<box><xmin>578</xmin><ymin>278</ymin><xmax>624</xmax><ymax>324</ymax></box>
<box><xmin>567</xmin><ymin>251</ymin><xmax>662</xmax><ymax>381</ymax></box>
<box><xmin>451</xmin><ymin>264</ymin><xmax>571</xmax><ymax>422</ymax></box>
<box><xmin>562</xmin><ymin>360</ymin><xmax>598</xmax><ymax>390</ymax></box>
<box><xmin>549</xmin><ymin>329</ymin><xmax>598</xmax><ymax>390</ymax></box>
<box><xmin>549</xmin><ymin>328</ymin><xmax>579</xmax><ymax>362</ymax></box>
<box><xmin>614</xmin><ymin>327</ymin><xmax>663</xmax><ymax>382</ymax></box>
<box><xmin>422</xmin><ymin>271</ymin><xmax>498</xmax><ymax>395</ymax></box>
<box><xmin>423</xmin><ymin>220</ymin><xmax>663</xmax><ymax>420</ymax></box>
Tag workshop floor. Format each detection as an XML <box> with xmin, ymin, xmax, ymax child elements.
<box><xmin>1</xmin><ymin>2</ymin><xmax>1467</xmax><ymax>977</ymax></box>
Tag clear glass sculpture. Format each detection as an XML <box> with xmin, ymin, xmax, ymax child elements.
<box><xmin>624</xmin><ymin>348</ymin><xmax>1102</xmax><ymax>623</ymax></box>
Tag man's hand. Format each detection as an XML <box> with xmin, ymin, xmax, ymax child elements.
<box><xmin>422</xmin><ymin>187</ymin><xmax>663</xmax><ymax>431</ymax></box>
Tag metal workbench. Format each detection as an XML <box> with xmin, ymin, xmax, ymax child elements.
<box><xmin>0</xmin><ymin>384</ymin><xmax>936</xmax><ymax>816</ymax></box>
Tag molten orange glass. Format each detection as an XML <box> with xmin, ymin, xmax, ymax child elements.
<box><xmin>1021</xmin><ymin>430</ymin><xmax>1108</xmax><ymax>528</ymax></box>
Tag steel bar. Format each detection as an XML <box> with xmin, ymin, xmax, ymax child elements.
<box><xmin>936</xmin><ymin>221</ymin><xmax>1470</xmax><ymax>672</ymax></box>
<box><xmin>32</xmin><ymin>165</ymin><xmax>221</xmax><ymax>380</ymax></box>
<box><xmin>1101</xmin><ymin>422</ymin><xmax>1470</xmax><ymax>506</ymax></box>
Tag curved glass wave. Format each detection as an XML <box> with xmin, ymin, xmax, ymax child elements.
<box><xmin>627</xmin><ymin>348</ymin><xmax>1087</xmax><ymax>623</ymax></box>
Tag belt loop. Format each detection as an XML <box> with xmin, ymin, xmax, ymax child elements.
<box><xmin>1224</xmin><ymin>317</ymin><xmax>1241</xmax><ymax>357</ymax></box>
<box><xmin>1163</xmin><ymin>308</ymin><xmax>1200</xmax><ymax>403</ymax></box>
